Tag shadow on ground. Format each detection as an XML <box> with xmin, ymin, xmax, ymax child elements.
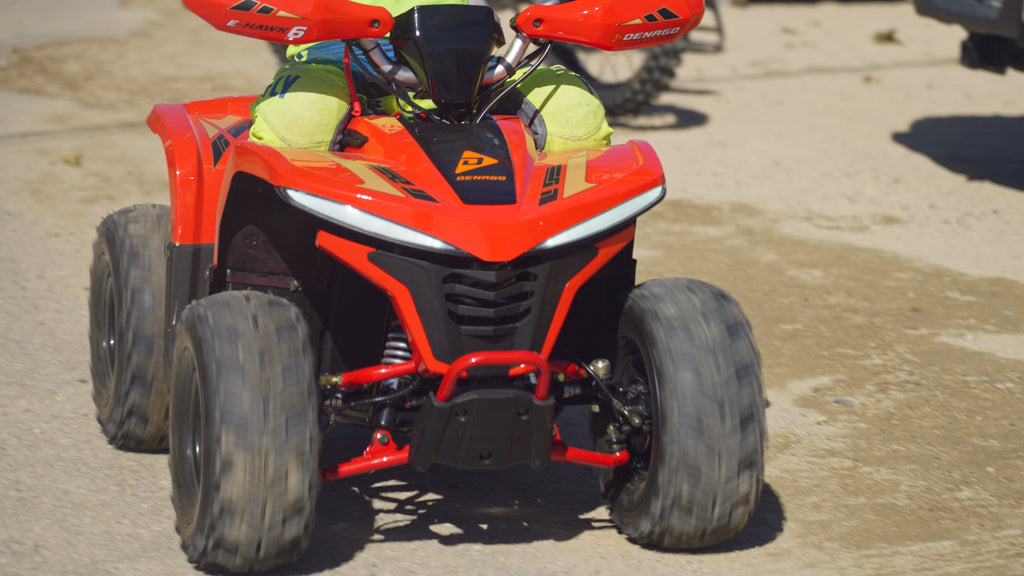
<box><xmin>275</xmin><ymin>409</ymin><xmax>784</xmax><ymax>574</ymax></box>
<box><xmin>695</xmin><ymin>484</ymin><xmax>786</xmax><ymax>553</ymax></box>
<box><xmin>893</xmin><ymin>116</ymin><xmax>1024</xmax><ymax>191</ymax></box>
<box><xmin>609</xmin><ymin>103</ymin><xmax>710</xmax><ymax>130</ymax></box>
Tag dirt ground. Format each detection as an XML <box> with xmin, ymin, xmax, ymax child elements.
<box><xmin>1</xmin><ymin>0</ymin><xmax>1021</xmax><ymax>575</ymax></box>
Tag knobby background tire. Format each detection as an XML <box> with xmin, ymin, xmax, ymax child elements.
<box><xmin>169</xmin><ymin>291</ymin><xmax>320</xmax><ymax>573</ymax></box>
<box><xmin>551</xmin><ymin>41</ymin><xmax>685</xmax><ymax>118</ymax></box>
<box><xmin>88</xmin><ymin>204</ymin><xmax>170</xmax><ymax>451</ymax></box>
<box><xmin>596</xmin><ymin>278</ymin><xmax>766</xmax><ymax>549</ymax></box>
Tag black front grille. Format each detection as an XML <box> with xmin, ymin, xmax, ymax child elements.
<box><xmin>442</xmin><ymin>270</ymin><xmax>538</xmax><ymax>335</ymax></box>
<box><xmin>368</xmin><ymin>248</ymin><xmax>598</xmax><ymax>363</ymax></box>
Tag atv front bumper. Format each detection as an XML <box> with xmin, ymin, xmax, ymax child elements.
<box><xmin>320</xmin><ymin>350</ymin><xmax>630</xmax><ymax>482</ymax></box>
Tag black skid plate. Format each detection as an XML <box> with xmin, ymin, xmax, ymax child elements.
<box><xmin>409</xmin><ymin>388</ymin><xmax>555</xmax><ymax>471</ymax></box>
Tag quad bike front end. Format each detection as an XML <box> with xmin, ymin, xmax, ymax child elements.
<box><xmin>88</xmin><ymin>0</ymin><xmax>767</xmax><ymax>572</ymax></box>
<box><xmin>152</xmin><ymin>98</ymin><xmax>663</xmax><ymax>473</ymax></box>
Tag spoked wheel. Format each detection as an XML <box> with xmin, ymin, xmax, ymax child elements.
<box><xmin>549</xmin><ymin>41</ymin><xmax>684</xmax><ymax>117</ymax></box>
<box><xmin>88</xmin><ymin>204</ymin><xmax>170</xmax><ymax>450</ymax></box>
<box><xmin>169</xmin><ymin>291</ymin><xmax>320</xmax><ymax>573</ymax></box>
<box><xmin>595</xmin><ymin>278</ymin><xmax>766</xmax><ymax>549</ymax></box>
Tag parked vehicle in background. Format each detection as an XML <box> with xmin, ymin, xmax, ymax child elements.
<box><xmin>915</xmin><ymin>0</ymin><xmax>1024</xmax><ymax>73</ymax></box>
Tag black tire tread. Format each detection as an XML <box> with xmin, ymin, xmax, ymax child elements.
<box><xmin>170</xmin><ymin>291</ymin><xmax>319</xmax><ymax>573</ymax></box>
<box><xmin>602</xmin><ymin>277</ymin><xmax>766</xmax><ymax>549</ymax></box>
<box><xmin>89</xmin><ymin>204</ymin><xmax>170</xmax><ymax>451</ymax></box>
<box><xmin>574</xmin><ymin>42</ymin><xmax>684</xmax><ymax>118</ymax></box>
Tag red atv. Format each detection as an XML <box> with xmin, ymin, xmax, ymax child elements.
<box><xmin>88</xmin><ymin>0</ymin><xmax>766</xmax><ymax>571</ymax></box>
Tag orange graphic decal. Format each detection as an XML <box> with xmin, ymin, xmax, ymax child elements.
<box><xmin>312</xmin><ymin>152</ymin><xmax>406</xmax><ymax>197</ymax></box>
<box><xmin>199</xmin><ymin>115</ymin><xmax>246</xmax><ymax>137</ymax></box>
<box><xmin>456</xmin><ymin>151</ymin><xmax>499</xmax><ymax>174</ymax></box>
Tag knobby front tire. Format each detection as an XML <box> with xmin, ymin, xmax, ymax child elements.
<box><xmin>169</xmin><ymin>291</ymin><xmax>320</xmax><ymax>573</ymax></box>
<box><xmin>596</xmin><ymin>278</ymin><xmax>766</xmax><ymax>548</ymax></box>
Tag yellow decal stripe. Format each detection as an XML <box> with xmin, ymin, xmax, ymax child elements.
<box><xmin>562</xmin><ymin>151</ymin><xmax>596</xmax><ymax>199</ymax></box>
<box><xmin>313</xmin><ymin>152</ymin><xmax>406</xmax><ymax>197</ymax></box>
<box><xmin>199</xmin><ymin>115</ymin><xmax>245</xmax><ymax>137</ymax></box>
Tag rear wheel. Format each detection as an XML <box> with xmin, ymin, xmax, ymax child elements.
<box><xmin>595</xmin><ymin>278</ymin><xmax>766</xmax><ymax>548</ymax></box>
<box><xmin>169</xmin><ymin>291</ymin><xmax>320</xmax><ymax>573</ymax></box>
<box><xmin>88</xmin><ymin>204</ymin><xmax>170</xmax><ymax>450</ymax></box>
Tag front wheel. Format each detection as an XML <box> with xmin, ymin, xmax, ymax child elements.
<box><xmin>169</xmin><ymin>291</ymin><xmax>320</xmax><ymax>573</ymax></box>
<box><xmin>596</xmin><ymin>278</ymin><xmax>766</xmax><ymax>548</ymax></box>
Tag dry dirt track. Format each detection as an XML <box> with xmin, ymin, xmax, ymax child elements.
<box><xmin>1</xmin><ymin>1</ymin><xmax>1022</xmax><ymax>575</ymax></box>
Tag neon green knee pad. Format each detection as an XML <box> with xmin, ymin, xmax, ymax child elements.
<box><xmin>249</xmin><ymin>62</ymin><xmax>353</xmax><ymax>150</ymax></box>
<box><xmin>510</xmin><ymin>65</ymin><xmax>613</xmax><ymax>153</ymax></box>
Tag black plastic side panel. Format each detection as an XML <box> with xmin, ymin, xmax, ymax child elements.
<box><xmin>217</xmin><ymin>174</ymin><xmax>323</xmax><ymax>291</ymax></box>
<box><xmin>164</xmin><ymin>243</ymin><xmax>214</xmax><ymax>373</ymax></box>
<box><xmin>552</xmin><ymin>240</ymin><xmax>637</xmax><ymax>362</ymax></box>
<box><xmin>215</xmin><ymin>172</ymin><xmax>390</xmax><ymax>375</ymax></box>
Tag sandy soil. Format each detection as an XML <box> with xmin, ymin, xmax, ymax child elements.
<box><xmin>1</xmin><ymin>0</ymin><xmax>1021</xmax><ymax>575</ymax></box>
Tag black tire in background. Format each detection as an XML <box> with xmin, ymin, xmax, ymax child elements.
<box><xmin>169</xmin><ymin>291</ymin><xmax>320</xmax><ymax>573</ymax></box>
<box><xmin>595</xmin><ymin>278</ymin><xmax>766</xmax><ymax>549</ymax></box>
<box><xmin>88</xmin><ymin>204</ymin><xmax>171</xmax><ymax>451</ymax></box>
<box><xmin>270</xmin><ymin>41</ymin><xmax>289</xmax><ymax>63</ymax></box>
<box><xmin>550</xmin><ymin>41</ymin><xmax>684</xmax><ymax>117</ymax></box>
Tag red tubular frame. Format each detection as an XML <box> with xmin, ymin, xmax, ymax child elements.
<box><xmin>321</xmin><ymin>430</ymin><xmax>408</xmax><ymax>482</ymax></box>
<box><xmin>551</xmin><ymin>426</ymin><xmax>631</xmax><ymax>468</ymax></box>
<box><xmin>333</xmin><ymin>361</ymin><xmax>417</xmax><ymax>389</ymax></box>
<box><xmin>435</xmin><ymin>350</ymin><xmax>550</xmax><ymax>403</ymax></box>
<box><xmin>319</xmin><ymin>351</ymin><xmax>629</xmax><ymax>481</ymax></box>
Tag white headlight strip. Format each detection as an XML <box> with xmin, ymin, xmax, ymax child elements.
<box><xmin>531</xmin><ymin>185</ymin><xmax>666</xmax><ymax>252</ymax></box>
<box><xmin>281</xmin><ymin>188</ymin><xmax>465</xmax><ymax>255</ymax></box>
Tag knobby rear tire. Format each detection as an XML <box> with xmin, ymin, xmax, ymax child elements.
<box><xmin>552</xmin><ymin>41</ymin><xmax>685</xmax><ymax>117</ymax></box>
<box><xmin>88</xmin><ymin>204</ymin><xmax>170</xmax><ymax>451</ymax></box>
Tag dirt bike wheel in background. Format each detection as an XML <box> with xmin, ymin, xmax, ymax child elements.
<box><xmin>269</xmin><ymin>42</ymin><xmax>288</xmax><ymax>63</ymax></box>
<box><xmin>89</xmin><ymin>204</ymin><xmax>170</xmax><ymax>451</ymax></box>
<box><xmin>169</xmin><ymin>291</ymin><xmax>320</xmax><ymax>573</ymax></box>
<box><xmin>595</xmin><ymin>278</ymin><xmax>766</xmax><ymax>548</ymax></box>
<box><xmin>550</xmin><ymin>41</ymin><xmax>684</xmax><ymax>117</ymax></box>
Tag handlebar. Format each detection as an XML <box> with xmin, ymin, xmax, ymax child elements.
<box><xmin>359</xmin><ymin>16</ymin><xmax>541</xmax><ymax>90</ymax></box>
<box><xmin>184</xmin><ymin>0</ymin><xmax>701</xmax><ymax>91</ymax></box>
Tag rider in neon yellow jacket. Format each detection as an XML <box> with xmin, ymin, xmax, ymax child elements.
<box><xmin>249</xmin><ymin>0</ymin><xmax>613</xmax><ymax>153</ymax></box>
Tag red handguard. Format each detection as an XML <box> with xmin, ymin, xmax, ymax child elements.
<box><xmin>517</xmin><ymin>0</ymin><xmax>704</xmax><ymax>51</ymax></box>
<box><xmin>182</xmin><ymin>0</ymin><xmax>393</xmax><ymax>44</ymax></box>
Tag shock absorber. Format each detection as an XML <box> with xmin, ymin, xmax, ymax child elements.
<box><xmin>382</xmin><ymin>319</ymin><xmax>412</xmax><ymax>367</ymax></box>
<box><xmin>375</xmin><ymin>319</ymin><xmax>411</xmax><ymax>428</ymax></box>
